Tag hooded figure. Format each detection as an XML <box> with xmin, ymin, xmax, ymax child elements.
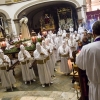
<box><xmin>18</xmin><ymin>45</ymin><xmax>36</xmax><ymax>84</ymax></box>
<box><xmin>58</xmin><ymin>41</ymin><xmax>71</xmax><ymax>74</ymax></box>
<box><xmin>0</xmin><ymin>49</ymin><xmax>16</xmax><ymax>90</ymax></box>
<box><xmin>42</xmin><ymin>40</ymin><xmax>55</xmax><ymax>77</ymax></box>
<box><xmin>33</xmin><ymin>42</ymin><xmax>52</xmax><ymax>87</ymax></box>
<box><xmin>45</xmin><ymin>38</ymin><xmax>56</xmax><ymax>70</ymax></box>
<box><xmin>68</xmin><ymin>35</ymin><xmax>77</xmax><ymax>58</ymax></box>
<box><xmin>51</xmin><ymin>34</ymin><xmax>58</xmax><ymax>62</ymax></box>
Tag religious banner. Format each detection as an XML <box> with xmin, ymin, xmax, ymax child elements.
<box><xmin>85</xmin><ymin>10</ymin><xmax>100</xmax><ymax>32</ymax></box>
<box><xmin>57</xmin><ymin>7</ymin><xmax>73</xmax><ymax>30</ymax></box>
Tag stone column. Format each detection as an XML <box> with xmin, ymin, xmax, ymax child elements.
<box><xmin>86</xmin><ymin>0</ymin><xmax>92</xmax><ymax>11</ymax></box>
<box><xmin>13</xmin><ymin>19</ymin><xmax>20</xmax><ymax>35</ymax></box>
<box><xmin>6</xmin><ymin>19</ymin><xmax>13</xmax><ymax>34</ymax></box>
<box><xmin>81</xmin><ymin>5</ymin><xmax>87</xmax><ymax>23</ymax></box>
<box><xmin>76</xmin><ymin>7</ymin><xmax>82</xmax><ymax>20</ymax></box>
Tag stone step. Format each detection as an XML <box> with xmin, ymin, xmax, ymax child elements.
<box><xmin>0</xmin><ymin>91</ymin><xmax>79</xmax><ymax>100</ymax></box>
<box><xmin>20</xmin><ymin>96</ymin><xmax>54</xmax><ymax>100</ymax></box>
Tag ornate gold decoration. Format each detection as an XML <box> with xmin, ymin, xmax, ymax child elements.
<box><xmin>40</xmin><ymin>15</ymin><xmax>55</xmax><ymax>32</ymax></box>
<box><xmin>57</xmin><ymin>8</ymin><xmax>71</xmax><ymax>13</ymax></box>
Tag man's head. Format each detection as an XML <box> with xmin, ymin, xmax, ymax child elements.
<box><xmin>36</xmin><ymin>42</ymin><xmax>41</xmax><ymax>53</ymax></box>
<box><xmin>78</xmin><ymin>41</ymin><xmax>82</xmax><ymax>47</ymax></box>
<box><xmin>62</xmin><ymin>41</ymin><xmax>66</xmax><ymax>49</ymax></box>
<box><xmin>92</xmin><ymin>21</ymin><xmax>100</xmax><ymax>37</ymax></box>
<box><xmin>20</xmin><ymin>45</ymin><xmax>25</xmax><ymax>53</ymax></box>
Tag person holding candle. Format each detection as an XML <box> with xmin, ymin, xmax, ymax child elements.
<box><xmin>18</xmin><ymin>45</ymin><xmax>36</xmax><ymax>84</ymax></box>
<box><xmin>0</xmin><ymin>49</ymin><xmax>16</xmax><ymax>91</ymax></box>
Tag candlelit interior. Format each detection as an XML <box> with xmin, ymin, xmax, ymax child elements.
<box><xmin>18</xmin><ymin>1</ymin><xmax>78</xmax><ymax>34</ymax></box>
<box><xmin>0</xmin><ymin>0</ymin><xmax>98</xmax><ymax>100</ymax></box>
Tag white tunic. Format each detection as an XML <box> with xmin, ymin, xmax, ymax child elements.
<box><xmin>76</xmin><ymin>40</ymin><xmax>100</xmax><ymax>100</ymax></box>
<box><xmin>59</xmin><ymin>45</ymin><xmax>71</xmax><ymax>74</ymax></box>
<box><xmin>0</xmin><ymin>55</ymin><xmax>16</xmax><ymax>88</ymax></box>
<box><xmin>41</xmin><ymin>43</ymin><xmax>55</xmax><ymax>76</ymax></box>
<box><xmin>68</xmin><ymin>38</ymin><xmax>77</xmax><ymax>58</ymax></box>
<box><xmin>33</xmin><ymin>48</ymin><xmax>51</xmax><ymax>84</ymax></box>
<box><xmin>18</xmin><ymin>50</ymin><xmax>36</xmax><ymax>82</ymax></box>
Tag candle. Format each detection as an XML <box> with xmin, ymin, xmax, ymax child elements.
<box><xmin>32</xmin><ymin>36</ymin><xmax>36</xmax><ymax>43</ymax></box>
<box><xmin>42</xmin><ymin>31</ymin><xmax>47</xmax><ymax>37</ymax></box>
<box><xmin>19</xmin><ymin>34</ymin><xmax>22</xmax><ymax>40</ymax></box>
<box><xmin>1</xmin><ymin>41</ymin><xmax>6</xmax><ymax>47</ymax></box>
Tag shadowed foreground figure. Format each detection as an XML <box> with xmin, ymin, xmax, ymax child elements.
<box><xmin>76</xmin><ymin>21</ymin><xmax>100</xmax><ymax>100</ymax></box>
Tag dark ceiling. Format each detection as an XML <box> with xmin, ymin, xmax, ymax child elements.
<box><xmin>18</xmin><ymin>1</ymin><xmax>77</xmax><ymax>19</ymax></box>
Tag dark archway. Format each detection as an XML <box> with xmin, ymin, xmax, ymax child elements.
<box><xmin>18</xmin><ymin>1</ymin><xmax>78</xmax><ymax>33</ymax></box>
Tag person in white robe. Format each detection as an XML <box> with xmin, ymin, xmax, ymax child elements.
<box><xmin>18</xmin><ymin>45</ymin><xmax>36</xmax><ymax>84</ymax></box>
<box><xmin>76</xmin><ymin>21</ymin><xmax>100</xmax><ymax>100</ymax></box>
<box><xmin>20</xmin><ymin>16</ymin><xmax>30</xmax><ymax>39</ymax></box>
<box><xmin>48</xmin><ymin>38</ymin><xmax>56</xmax><ymax>65</ymax></box>
<box><xmin>58</xmin><ymin>41</ymin><xmax>71</xmax><ymax>75</ymax></box>
<box><xmin>55</xmin><ymin>36</ymin><xmax>61</xmax><ymax>61</ymax></box>
<box><xmin>33</xmin><ymin>42</ymin><xmax>52</xmax><ymax>87</ymax></box>
<box><xmin>51</xmin><ymin>34</ymin><xmax>58</xmax><ymax>63</ymax></box>
<box><xmin>62</xmin><ymin>30</ymin><xmax>67</xmax><ymax>39</ymax></box>
<box><xmin>78</xmin><ymin>24</ymin><xmax>84</xmax><ymax>34</ymax></box>
<box><xmin>42</xmin><ymin>40</ymin><xmax>55</xmax><ymax>77</ymax></box>
<box><xmin>68</xmin><ymin>35</ymin><xmax>77</xmax><ymax>58</ymax></box>
<box><xmin>73</xmin><ymin>31</ymin><xmax>80</xmax><ymax>49</ymax></box>
<box><xmin>69</xmin><ymin>25</ymin><xmax>74</xmax><ymax>33</ymax></box>
<box><xmin>45</xmin><ymin>38</ymin><xmax>56</xmax><ymax>70</ymax></box>
<box><xmin>47</xmin><ymin>30</ymin><xmax>53</xmax><ymax>38</ymax></box>
<box><xmin>0</xmin><ymin>49</ymin><xmax>16</xmax><ymax>90</ymax></box>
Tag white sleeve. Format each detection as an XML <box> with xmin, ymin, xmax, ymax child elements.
<box><xmin>25</xmin><ymin>50</ymin><xmax>31</xmax><ymax>58</ymax></box>
<box><xmin>76</xmin><ymin>47</ymin><xmax>86</xmax><ymax>70</ymax></box>
<box><xmin>0</xmin><ymin>59</ymin><xmax>3</xmax><ymax>65</ymax></box>
<box><xmin>5</xmin><ymin>55</ymin><xmax>11</xmax><ymax>66</ymax></box>
<box><xmin>18</xmin><ymin>52</ymin><xmax>24</xmax><ymax>62</ymax></box>
<box><xmin>33</xmin><ymin>52</ymin><xmax>41</xmax><ymax>60</ymax></box>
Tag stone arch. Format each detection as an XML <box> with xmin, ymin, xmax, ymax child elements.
<box><xmin>14</xmin><ymin>0</ymin><xmax>81</xmax><ymax>19</ymax></box>
<box><xmin>0</xmin><ymin>9</ymin><xmax>10</xmax><ymax>19</ymax></box>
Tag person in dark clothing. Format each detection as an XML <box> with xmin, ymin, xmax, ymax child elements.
<box><xmin>82</xmin><ymin>36</ymin><xmax>89</xmax><ymax>46</ymax></box>
<box><xmin>77</xmin><ymin>41</ymin><xmax>83</xmax><ymax>52</ymax></box>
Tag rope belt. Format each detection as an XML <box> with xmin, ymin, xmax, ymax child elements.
<box><xmin>37</xmin><ymin>59</ymin><xmax>46</xmax><ymax>64</ymax></box>
<box><xmin>20</xmin><ymin>60</ymin><xmax>29</xmax><ymax>65</ymax></box>
<box><xmin>60</xmin><ymin>54</ymin><xmax>69</xmax><ymax>57</ymax></box>
<box><xmin>46</xmin><ymin>56</ymin><xmax>50</xmax><ymax>60</ymax></box>
<box><xmin>21</xmin><ymin>61</ymin><xmax>26</xmax><ymax>65</ymax></box>
<box><xmin>0</xmin><ymin>65</ymin><xmax>9</xmax><ymax>70</ymax></box>
<box><xmin>51</xmin><ymin>52</ymin><xmax>53</xmax><ymax>54</ymax></box>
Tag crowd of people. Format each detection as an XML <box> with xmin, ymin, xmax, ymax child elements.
<box><xmin>0</xmin><ymin>26</ymin><xmax>94</xmax><ymax>91</ymax></box>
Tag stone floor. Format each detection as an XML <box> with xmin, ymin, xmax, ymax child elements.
<box><xmin>0</xmin><ymin>62</ymin><xmax>80</xmax><ymax>100</ymax></box>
